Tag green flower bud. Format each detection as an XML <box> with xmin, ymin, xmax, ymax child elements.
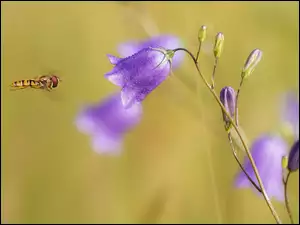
<box><xmin>198</xmin><ymin>25</ymin><xmax>207</xmax><ymax>43</ymax></box>
<box><xmin>241</xmin><ymin>49</ymin><xmax>263</xmax><ymax>79</ymax></box>
<box><xmin>213</xmin><ymin>32</ymin><xmax>224</xmax><ymax>58</ymax></box>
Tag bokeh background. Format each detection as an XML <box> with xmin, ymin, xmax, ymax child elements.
<box><xmin>1</xmin><ymin>1</ymin><xmax>299</xmax><ymax>224</ymax></box>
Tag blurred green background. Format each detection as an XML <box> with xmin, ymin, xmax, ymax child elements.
<box><xmin>1</xmin><ymin>1</ymin><xmax>299</xmax><ymax>224</ymax></box>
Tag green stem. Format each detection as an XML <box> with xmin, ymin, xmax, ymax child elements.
<box><xmin>235</xmin><ymin>78</ymin><xmax>244</xmax><ymax>126</ymax></box>
<box><xmin>195</xmin><ymin>41</ymin><xmax>202</xmax><ymax>63</ymax></box>
<box><xmin>228</xmin><ymin>133</ymin><xmax>262</xmax><ymax>193</ymax></box>
<box><xmin>283</xmin><ymin>171</ymin><xmax>294</xmax><ymax>224</ymax></box>
<box><xmin>211</xmin><ymin>57</ymin><xmax>218</xmax><ymax>90</ymax></box>
<box><xmin>172</xmin><ymin>47</ymin><xmax>282</xmax><ymax>224</ymax></box>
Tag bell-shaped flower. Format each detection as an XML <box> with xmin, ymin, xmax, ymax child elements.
<box><xmin>75</xmin><ymin>92</ymin><xmax>142</xmax><ymax>155</ymax></box>
<box><xmin>105</xmin><ymin>47</ymin><xmax>175</xmax><ymax>109</ymax></box>
<box><xmin>235</xmin><ymin>134</ymin><xmax>288</xmax><ymax>202</ymax></box>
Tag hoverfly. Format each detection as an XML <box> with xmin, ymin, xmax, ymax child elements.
<box><xmin>10</xmin><ymin>74</ymin><xmax>61</xmax><ymax>92</ymax></box>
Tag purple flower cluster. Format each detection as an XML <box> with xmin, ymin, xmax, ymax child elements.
<box><xmin>235</xmin><ymin>92</ymin><xmax>299</xmax><ymax>202</ymax></box>
<box><xmin>76</xmin><ymin>35</ymin><xmax>184</xmax><ymax>155</ymax></box>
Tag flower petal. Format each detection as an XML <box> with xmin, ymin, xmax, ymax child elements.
<box><xmin>91</xmin><ymin>132</ymin><xmax>122</xmax><ymax>156</ymax></box>
<box><xmin>75</xmin><ymin>92</ymin><xmax>143</xmax><ymax>155</ymax></box>
<box><xmin>107</xmin><ymin>54</ymin><xmax>122</xmax><ymax>65</ymax></box>
<box><xmin>76</xmin><ymin>110</ymin><xmax>98</xmax><ymax>135</ymax></box>
<box><xmin>118</xmin><ymin>41</ymin><xmax>139</xmax><ymax>58</ymax></box>
<box><xmin>235</xmin><ymin>134</ymin><xmax>288</xmax><ymax>202</ymax></box>
<box><xmin>121</xmin><ymin>85</ymin><xmax>138</xmax><ymax>109</ymax></box>
<box><xmin>104</xmin><ymin>70</ymin><xmax>125</xmax><ymax>87</ymax></box>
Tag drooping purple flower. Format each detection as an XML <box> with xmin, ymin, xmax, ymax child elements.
<box><xmin>105</xmin><ymin>47</ymin><xmax>175</xmax><ymax>109</ymax></box>
<box><xmin>117</xmin><ymin>35</ymin><xmax>184</xmax><ymax>69</ymax></box>
<box><xmin>75</xmin><ymin>92</ymin><xmax>142</xmax><ymax>155</ymax></box>
<box><xmin>235</xmin><ymin>134</ymin><xmax>288</xmax><ymax>202</ymax></box>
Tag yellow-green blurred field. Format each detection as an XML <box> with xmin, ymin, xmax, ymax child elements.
<box><xmin>1</xmin><ymin>1</ymin><xmax>299</xmax><ymax>224</ymax></box>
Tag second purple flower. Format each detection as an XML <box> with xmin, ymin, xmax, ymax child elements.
<box><xmin>75</xmin><ymin>92</ymin><xmax>142</xmax><ymax>155</ymax></box>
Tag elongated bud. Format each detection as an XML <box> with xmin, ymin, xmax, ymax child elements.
<box><xmin>242</xmin><ymin>49</ymin><xmax>263</xmax><ymax>79</ymax></box>
<box><xmin>198</xmin><ymin>25</ymin><xmax>207</xmax><ymax>43</ymax></box>
<box><xmin>214</xmin><ymin>32</ymin><xmax>224</xmax><ymax>58</ymax></box>
<box><xmin>288</xmin><ymin>140</ymin><xmax>299</xmax><ymax>172</ymax></box>
<box><xmin>220</xmin><ymin>86</ymin><xmax>236</xmax><ymax>131</ymax></box>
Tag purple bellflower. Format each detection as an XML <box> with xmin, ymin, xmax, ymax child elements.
<box><xmin>75</xmin><ymin>92</ymin><xmax>142</xmax><ymax>155</ymax></box>
<box><xmin>105</xmin><ymin>35</ymin><xmax>184</xmax><ymax>109</ymax></box>
<box><xmin>235</xmin><ymin>92</ymin><xmax>299</xmax><ymax>202</ymax></box>
<box><xmin>105</xmin><ymin>47</ymin><xmax>173</xmax><ymax>109</ymax></box>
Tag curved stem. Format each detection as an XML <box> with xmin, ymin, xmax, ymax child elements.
<box><xmin>283</xmin><ymin>171</ymin><xmax>294</xmax><ymax>224</ymax></box>
<box><xmin>228</xmin><ymin>133</ymin><xmax>262</xmax><ymax>193</ymax></box>
<box><xmin>172</xmin><ymin>47</ymin><xmax>282</xmax><ymax>224</ymax></box>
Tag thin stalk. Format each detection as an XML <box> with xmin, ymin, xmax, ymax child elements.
<box><xmin>211</xmin><ymin>57</ymin><xmax>218</xmax><ymax>90</ymax></box>
<box><xmin>235</xmin><ymin>78</ymin><xmax>244</xmax><ymax>126</ymax></box>
<box><xmin>228</xmin><ymin>133</ymin><xmax>262</xmax><ymax>193</ymax></box>
<box><xmin>195</xmin><ymin>41</ymin><xmax>202</xmax><ymax>63</ymax></box>
<box><xmin>172</xmin><ymin>47</ymin><xmax>282</xmax><ymax>224</ymax></box>
<box><xmin>283</xmin><ymin>171</ymin><xmax>294</xmax><ymax>224</ymax></box>
<box><xmin>195</xmin><ymin>41</ymin><xmax>203</xmax><ymax>98</ymax></box>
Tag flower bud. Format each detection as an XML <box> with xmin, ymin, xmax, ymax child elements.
<box><xmin>213</xmin><ymin>32</ymin><xmax>224</xmax><ymax>58</ymax></box>
<box><xmin>288</xmin><ymin>140</ymin><xmax>299</xmax><ymax>172</ymax></box>
<box><xmin>198</xmin><ymin>25</ymin><xmax>207</xmax><ymax>43</ymax></box>
<box><xmin>220</xmin><ymin>86</ymin><xmax>236</xmax><ymax>130</ymax></box>
<box><xmin>242</xmin><ymin>49</ymin><xmax>263</xmax><ymax>79</ymax></box>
